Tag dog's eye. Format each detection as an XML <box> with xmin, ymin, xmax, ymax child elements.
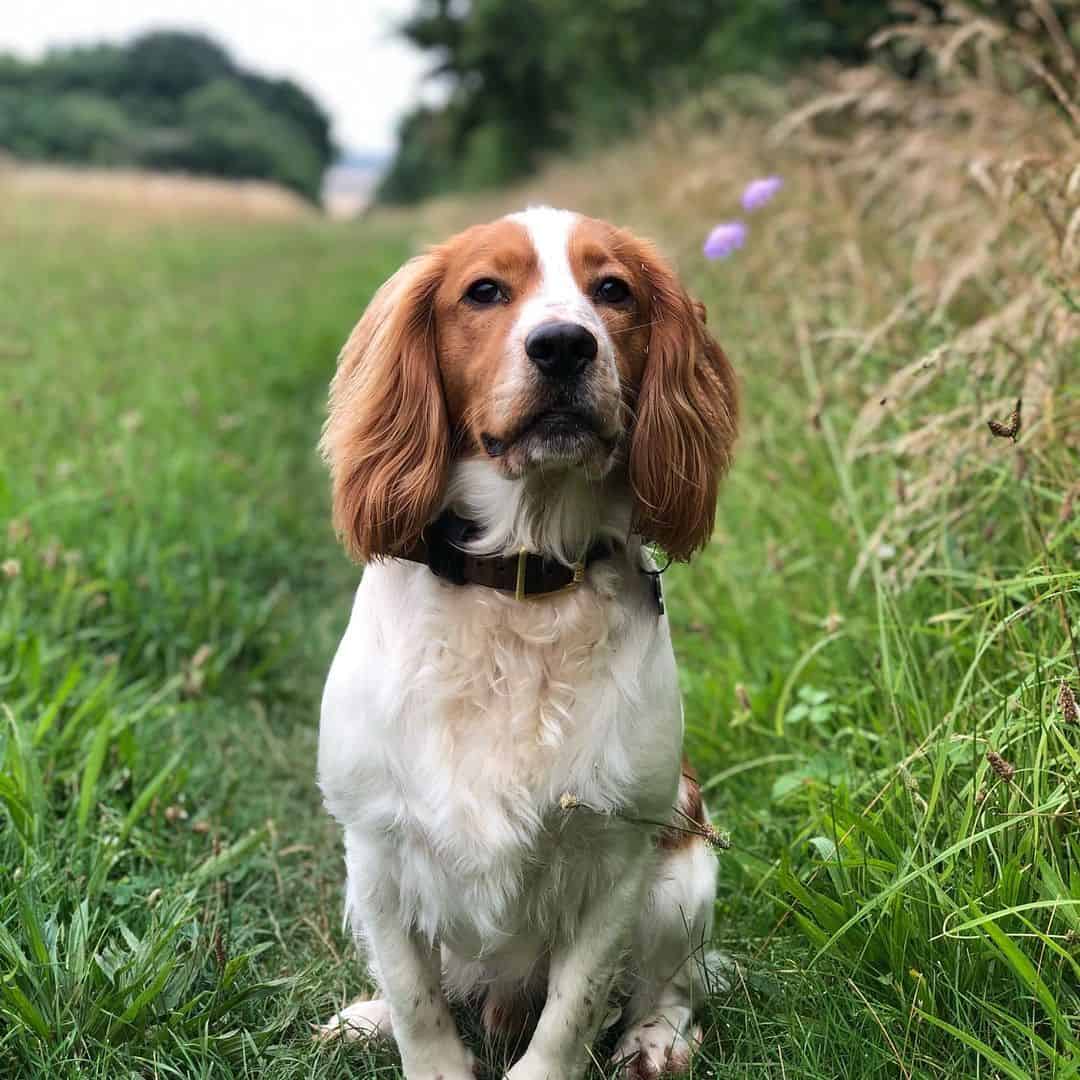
<box><xmin>594</xmin><ymin>277</ymin><xmax>631</xmax><ymax>305</ymax></box>
<box><xmin>464</xmin><ymin>279</ymin><xmax>506</xmax><ymax>305</ymax></box>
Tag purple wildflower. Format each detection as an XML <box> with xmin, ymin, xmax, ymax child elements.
<box><xmin>703</xmin><ymin>221</ymin><xmax>747</xmax><ymax>260</ymax></box>
<box><xmin>741</xmin><ymin>176</ymin><xmax>783</xmax><ymax>212</ymax></box>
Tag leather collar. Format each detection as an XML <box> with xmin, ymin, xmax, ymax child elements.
<box><xmin>396</xmin><ymin>511</ymin><xmax>615</xmax><ymax>600</ymax></box>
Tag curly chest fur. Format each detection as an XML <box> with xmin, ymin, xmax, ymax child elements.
<box><xmin>319</xmin><ymin>560</ymin><xmax>684</xmax><ymax>946</ymax></box>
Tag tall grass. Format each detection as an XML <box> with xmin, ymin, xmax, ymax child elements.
<box><xmin>0</xmin><ymin>197</ymin><xmax>411</xmax><ymax>1076</ymax></box>
<box><xmin>2</xmin><ymin>2</ymin><xmax>1078</xmax><ymax>1076</ymax></box>
<box><xmin>406</xmin><ymin>2</ymin><xmax>1079</xmax><ymax>1074</ymax></box>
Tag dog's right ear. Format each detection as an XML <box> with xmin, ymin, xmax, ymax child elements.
<box><xmin>321</xmin><ymin>248</ymin><xmax>449</xmax><ymax>562</ymax></box>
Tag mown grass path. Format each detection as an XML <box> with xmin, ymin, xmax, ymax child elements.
<box><xmin>1</xmin><ymin>202</ymin><xmax>414</xmax><ymax>1077</ymax></box>
<box><xmin>2</xmin><ymin>192</ymin><xmax>1078</xmax><ymax>1079</ymax></box>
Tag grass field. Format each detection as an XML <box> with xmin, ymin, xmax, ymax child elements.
<box><xmin>2</xmin><ymin>13</ymin><xmax>1079</xmax><ymax>1077</ymax></box>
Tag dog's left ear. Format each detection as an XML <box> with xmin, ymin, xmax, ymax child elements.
<box><xmin>627</xmin><ymin>240</ymin><xmax>738</xmax><ymax>561</ymax></box>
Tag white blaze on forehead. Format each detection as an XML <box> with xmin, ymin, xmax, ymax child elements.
<box><xmin>507</xmin><ymin>206</ymin><xmax>581</xmax><ymax>305</ymax></box>
<box><xmin>505</xmin><ymin>206</ymin><xmax>601</xmax><ymax>334</ymax></box>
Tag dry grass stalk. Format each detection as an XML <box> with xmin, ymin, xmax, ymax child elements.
<box><xmin>558</xmin><ymin>791</ymin><xmax>732</xmax><ymax>850</ymax></box>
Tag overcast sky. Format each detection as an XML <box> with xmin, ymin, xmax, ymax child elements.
<box><xmin>3</xmin><ymin>0</ymin><xmax>431</xmax><ymax>155</ymax></box>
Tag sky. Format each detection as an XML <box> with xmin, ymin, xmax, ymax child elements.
<box><xmin>3</xmin><ymin>0</ymin><xmax>432</xmax><ymax>156</ymax></box>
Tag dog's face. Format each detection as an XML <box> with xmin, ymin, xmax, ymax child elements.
<box><xmin>322</xmin><ymin>207</ymin><xmax>737</xmax><ymax>562</ymax></box>
<box><xmin>433</xmin><ymin>208</ymin><xmax>646</xmax><ymax>479</ymax></box>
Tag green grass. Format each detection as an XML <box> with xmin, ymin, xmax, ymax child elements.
<box><xmin>1</xmin><ymin>185</ymin><xmax>1078</xmax><ymax>1080</ymax></box>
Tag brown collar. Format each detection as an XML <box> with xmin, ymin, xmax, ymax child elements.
<box><xmin>396</xmin><ymin>511</ymin><xmax>615</xmax><ymax>600</ymax></box>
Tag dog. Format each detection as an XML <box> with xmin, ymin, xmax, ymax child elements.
<box><xmin>317</xmin><ymin>206</ymin><xmax>738</xmax><ymax>1079</ymax></box>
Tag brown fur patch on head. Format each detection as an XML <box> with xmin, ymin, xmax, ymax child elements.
<box><xmin>433</xmin><ymin>218</ymin><xmax>541</xmax><ymax>450</ymax></box>
<box><xmin>567</xmin><ymin>217</ymin><xmax>652</xmax><ymax>391</ymax></box>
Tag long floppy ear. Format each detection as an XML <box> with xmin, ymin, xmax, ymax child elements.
<box><xmin>628</xmin><ymin>241</ymin><xmax>738</xmax><ymax>561</ymax></box>
<box><xmin>321</xmin><ymin>248</ymin><xmax>449</xmax><ymax>561</ymax></box>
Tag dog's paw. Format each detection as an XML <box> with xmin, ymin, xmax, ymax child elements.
<box><xmin>504</xmin><ymin>1052</ymin><xmax>574</xmax><ymax>1080</ymax></box>
<box><xmin>404</xmin><ymin>1045</ymin><xmax>478</xmax><ymax>1080</ymax></box>
<box><xmin>611</xmin><ymin>1015</ymin><xmax>701</xmax><ymax>1078</ymax></box>
<box><xmin>314</xmin><ymin>997</ymin><xmax>393</xmax><ymax>1043</ymax></box>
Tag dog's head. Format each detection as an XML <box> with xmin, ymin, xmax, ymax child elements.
<box><xmin>322</xmin><ymin>207</ymin><xmax>738</xmax><ymax>562</ymax></box>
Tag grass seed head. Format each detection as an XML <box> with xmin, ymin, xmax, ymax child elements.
<box><xmin>986</xmin><ymin>749</ymin><xmax>1016</xmax><ymax>782</ymax></box>
<box><xmin>1058</xmin><ymin>681</ymin><xmax>1078</xmax><ymax>724</ymax></box>
<box><xmin>40</xmin><ymin>540</ymin><xmax>61</xmax><ymax>569</ymax></box>
<box><xmin>987</xmin><ymin>399</ymin><xmax>1022</xmax><ymax>441</ymax></box>
<box><xmin>6</xmin><ymin>518</ymin><xmax>30</xmax><ymax>544</ymax></box>
<box><xmin>703</xmin><ymin>825</ymin><xmax>732</xmax><ymax>851</ymax></box>
<box><xmin>1059</xmin><ymin>483</ymin><xmax>1078</xmax><ymax>525</ymax></box>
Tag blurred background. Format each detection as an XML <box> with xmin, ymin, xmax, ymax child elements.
<box><xmin>7</xmin><ymin>1</ymin><xmax>1073</xmax><ymax>214</ymax></box>
<box><xmin>1</xmin><ymin>4</ymin><xmax>1078</xmax><ymax>1079</ymax></box>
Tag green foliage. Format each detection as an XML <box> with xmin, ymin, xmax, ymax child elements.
<box><xmin>0</xmin><ymin>90</ymin><xmax>136</xmax><ymax>164</ymax></box>
<box><xmin>378</xmin><ymin>0</ymin><xmax>899</xmax><ymax>203</ymax></box>
<box><xmin>0</xmin><ymin>31</ymin><xmax>333</xmax><ymax>201</ymax></box>
<box><xmin>141</xmin><ymin>78</ymin><xmax>325</xmax><ymax>200</ymax></box>
<box><xmin>378</xmin><ymin>0</ymin><xmax>1078</xmax><ymax>203</ymax></box>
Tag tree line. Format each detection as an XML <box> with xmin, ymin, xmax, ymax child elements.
<box><xmin>0</xmin><ymin>32</ymin><xmax>333</xmax><ymax>202</ymax></box>
<box><xmin>376</xmin><ymin>0</ymin><xmax>1074</xmax><ymax>205</ymax></box>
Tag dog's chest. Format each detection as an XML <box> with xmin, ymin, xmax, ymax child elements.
<box><xmin>321</xmin><ymin>562</ymin><xmax>682</xmax><ymax>945</ymax></box>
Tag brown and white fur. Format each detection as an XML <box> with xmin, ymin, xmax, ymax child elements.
<box><xmin>317</xmin><ymin>207</ymin><xmax>738</xmax><ymax>1079</ymax></box>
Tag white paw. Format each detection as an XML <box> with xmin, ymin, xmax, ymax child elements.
<box><xmin>315</xmin><ymin>996</ymin><xmax>393</xmax><ymax>1042</ymax></box>
<box><xmin>403</xmin><ymin>1041</ymin><xmax>478</xmax><ymax>1080</ymax></box>
<box><xmin>504</xmin><ymin>1054</ymin><xmax>572</xmax><ymax>1080</ymax></box>
<box><xmin>612</xmin><ymin>1016</ymin><xmax>701</xmax><ymax>1078</ymax></box>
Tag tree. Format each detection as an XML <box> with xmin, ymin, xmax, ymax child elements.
<box><xmin>378</xmin><ymin>0</ymin><xmax>904</xmax><ymax>204</ymax></box>
<box><xmin>0</xmin><ymin>31</ymin><xmax>334</xmax><ymax>202</ymax></box>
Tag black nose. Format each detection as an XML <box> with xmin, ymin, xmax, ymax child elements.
<box><xmin>525</xmin><ymin>321</ymin><xmax>598</xmax><ymax>379</ymax></box>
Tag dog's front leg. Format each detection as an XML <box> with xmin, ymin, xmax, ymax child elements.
<box><xmin>363</xmin><ymin>905</ymin><xmax>475</xmax><ymax>1080</ymax></box>
<box><xmin>506</xmin><ymin>853</ymin><xmax>650</xmax><ymax>1080</ymax></box>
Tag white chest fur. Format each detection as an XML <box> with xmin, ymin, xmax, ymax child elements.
<box><xmin>318</xmin><ymin>555</ymin><xmax>683</xmax><ymax>957</ymax></box>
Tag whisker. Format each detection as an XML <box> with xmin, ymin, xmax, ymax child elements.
<box><xmin>611</xmin><ymin>319</ymin><xmax>661</xmax><ymax>335</ymax></box>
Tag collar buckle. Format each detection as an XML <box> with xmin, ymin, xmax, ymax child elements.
<box><xmin>515</xmin><ymin>547</ymin><xmax>586</xmax><ymax>602</ymax></box>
